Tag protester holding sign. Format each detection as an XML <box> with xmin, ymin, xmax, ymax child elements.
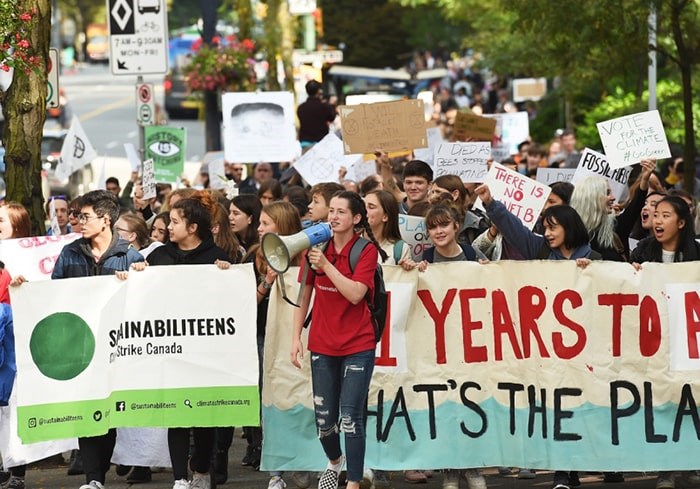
<box><xmin>475</xmin><ymin>184</ymin><xmax>596</xmax><ymax>263</ymax></box>
<box><xmin>291</xmin><ymin>191</ymin><xmax>383</xmax><ymax>489</ymax></box>
<box><xmin>130</xmin><ymin>192</ymin><xmax>230</xmax><ymax>489</ymax></box>
<box><xmin>253</xmin><ymin>202</ymin><xmax>302</xmax><ymax>489</ymax></box>
<box><xmin>0</xmin><ymin>202</ymin><xmax>32</xmax><ymax>489</ymax></box>
<box><xmin>41</xmin><ymin>190</ymin><xmax>144</xmax><ymax>489</ymax></box>
<box><xmin>364</xmin><ymin>190</ymin><xmax>411</xmax><ymax>266</ymax></box>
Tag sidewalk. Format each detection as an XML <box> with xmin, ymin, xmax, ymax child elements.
<box><xmin>13</xmin><ymin>435</ymin><xmax>662</xmax><ymax>489</ymax></box>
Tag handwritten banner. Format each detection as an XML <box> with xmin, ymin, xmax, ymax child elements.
<box><xmin>481</xmin><ymin>162</ymin><xmax>550</xmax><ymax>230</ymax></box>
<box><xmin>263</xmin><ymin>261</ymin><xmax>700</xmax><ymax>471</ymax></box>
<box><xmin>572</xmin><ymin>148</ymin><xmax>632</xmax><ymax>202</ymax></box>
<box><xmin>12</xmin><ymin>265</ymin><xmax>259</xmax><ymax>443</ymax></box>
<box><xmin>434</xmin><ymin>142</ymin><xmax>490</xmax><ymax>182</ymax></box>
<box><xmin>596</xmin><ymin>110</ymin><xmax>671</xmax><ymax>169</ymax></box>
<box><xmin>0</xmin><ymin>235</ymin><xmax>81</xmax><ymax>282</ymax></box>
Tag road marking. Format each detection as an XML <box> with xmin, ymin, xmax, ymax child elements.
<box><xmin>106</xmin><ymin>141</ymin><xmax>119</xmax><ymax>149</ymax></box>
<box><xmin>79</xmin><ymin>95</ymin><xmax>133</xmax><ymax>122</ymax></box>
<box><xmin>127</xmin><ymin>131</ymin><xmax>137</xmax><ymax>138</ymax></box>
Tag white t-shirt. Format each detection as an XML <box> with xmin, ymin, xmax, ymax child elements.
<box><xmin>379</xmin><ymin>240</ymin><xmax>411</xmax><ymax>265</ymax></box>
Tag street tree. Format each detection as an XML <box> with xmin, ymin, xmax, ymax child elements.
<box><xmin>0</xmin><ymin>0</ymin><xmax>51</xmax><ymax>235</ymax></box>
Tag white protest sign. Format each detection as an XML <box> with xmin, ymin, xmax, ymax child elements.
<box><xmin>596</xmin><ymin>110</ymin><xmax>671</xmax><ymax>169</ymax></box>
<box><xmin>351</xmin><ymin>159</ymin><xmax>377</xmax><ymax>183</ymax></box>
<box><xmin>398</xmin><ymin>214</ymin><xmax>432</xmax><ymax>261</ymax></box>
<box><xmin>483</xmin><ymin>112</ymin><xmax>529</xmax><ymax>156</ymax></box>
<box><xmin>49</xmin><ymin>199</ymin><xmax>61</xmax><ymax>236</ymax></box>
<box><xmin>208</xmin><ymin>158</ymin><xmax>227</xmax><ymax>190</ymax></box>
<box><xmin>433</xmin><ymin>142</ymin><xmax>490</xmax><ymax>183</ymax></box>
<box><xmin>222</xmin><ymin>91</ymin><xmax>299</xmax><ymax>163</ymax></box>
<box><xmin>142</xmin><ymin>159</ymin><xmax>157</xmax><ymax>200</ymax></box>
<box><xmin>535</xmin><ymin>168</ymin><xmax>576</xmax><ymax>185</ymax></box>
<box><xmin>124</xmin><ymin>143</ymin><xmax>141</xmax><ymax>172</ymax></box>
<box><xmin>292</xmin><ymin>133</ymin><xmax>360</xmax><ymax>186</ymax></box>
<box><xmin>0</xmin><ymin>234</ymin><xmax>81</xmax><ymax>282</ymax></box>
<box><xmin>572</xmin><ymin>148</ymin><xmax>632</xmax><ymax>203</ymax></box>
<box><xmin>414</xmin><ymin>126</ymin><xmax>445</xmax><ymax>167</ymax></box>
<box><xmin>483</xmin><ymin>162</ymin><xmax>550</xmax><ymax>230</ymax></box>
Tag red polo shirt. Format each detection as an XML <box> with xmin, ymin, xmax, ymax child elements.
<box><xmin>300</xmin><ymin>234</ymin><xmax>377</xmax><ymax>356</ymax></box>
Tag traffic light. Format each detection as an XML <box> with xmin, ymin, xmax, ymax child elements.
<box><xmin>313</xmin><ymin>8</ymin><xmax>323</xmax><ymax>38</ymax></box>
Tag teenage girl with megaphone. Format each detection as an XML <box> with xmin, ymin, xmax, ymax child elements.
<box><xmin>291</xmin><ymin>191</ymin><xmax>386</xmax><ymax>489</ymax></box>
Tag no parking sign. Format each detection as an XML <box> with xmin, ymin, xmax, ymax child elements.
<box><xmin>135</xmin><ymin>82</ymin><xmax>155</xmax><ymax>126</ymax></box>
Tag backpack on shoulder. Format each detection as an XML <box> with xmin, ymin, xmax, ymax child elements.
<box><xmin>348</xmin><ymin>238</ymin><xmax>389</xmax><ymax>343</ymax></box>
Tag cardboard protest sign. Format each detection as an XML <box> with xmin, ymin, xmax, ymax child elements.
<box><xmin>339</xmin><ymin>99</ymin><xmax>427</xmax><ymax>154</ymax></box>
<box><xmin>433</xmin><ymin>142</ymin><xmax>490</xmax><ymax>182</ymax></box>
<box><xmin>144</xmin><ymin>126</ymin><xmax>186</xmax><ymax>184</ymax></box>
<box><xmin>484</xmin><ymin>112</ymin><xmax>529</xmax><ymax>156</ymax></box>
<box><xmin>141</xmin><ymin>159</ymin><xmax>157</xmax><ymax>200</ymax></box>
<box><xmin>414</xmin><ymin>126</ymin><xmax>445</xmax><ymax>167</ymax></box>
<box><xmin>0</xmin><ymin>235</ymin><xmax>80</xmax><ymax>281</ymax></box>
<box><xmin>263</xmin><ymin>260</ymin><xmax>700</xmax><ymax>471</ymax></box>
<box><xmin>572</xmin><ymin>148</ymin><xmax>632</xmax><ymax>202</ymax></box>
<box><xmin>398</xmin><ymin>214</ymin><xmax>432</xmax><ymax>261</ymax></box>
<box><xmin>596</xmin><ymin>110</ymin><xmax>671</xmax><ymax>169</ymax></box>
<box><xmin>451</xmin><ymin>111</ymin><xmax>497</xmax><ymax>142</ymax></box>
<box><xmin>535</xmin><ymin>168</ymin><xmax>576</xmax><ymax>186</ymax></box>
<box><xmin>292</xmin><ymin>133</ymin><xmax>362</xmax><ymax>186</ymax></box>
<box><xmin>222</xmin><ymin>91</ymin><xmax>299</xmax><ymax>163</ymax></box>
<box><xmin>12</xmin><ymin>265</ymin><xmax>259</xmax><ymax>442</ymax></box>
<box><xmin>482</xmin><ymin>162</ymin><xmax>550</xmax><ymax>230</ymax></box>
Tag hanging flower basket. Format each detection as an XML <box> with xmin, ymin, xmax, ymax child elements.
<box><xmin>183</xmin><ymin>36</ymin><xmax>257</xmax><ymax>93</ymax></box>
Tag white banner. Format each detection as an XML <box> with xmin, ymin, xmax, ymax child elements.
<box><xmin>0</xmin><ymin>234</ymin><xmax>81</xmax><ymax>281</ymax></box>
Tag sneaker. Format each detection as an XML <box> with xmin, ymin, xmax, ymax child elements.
<box><xmin>269</xmin><ymin>476</ymin><xmax>287</xmax><ymax>489</ymax></box>
<box><xmin>78</xmin><ymin>482</ymin><xmax>104</xmax><ymax>489</ymax></box>
<box><xmin>293</xmin><ymin>472</ymin><xmax>311</xmax><ymax>489</ymax></box>
<box><xmin>191</xmin><ymin>472</ymin><xmax>211</xmax><ymax>489</ymax></box>
<box><xmin>553</xmin><ymin>484</ymin><xmax>570</xmax><ymax>489</ymax></box>
<box><xmin>373</xmin><ymin>470</ymin><xmax>391</xmax><ymax>489</ymax></box>
<box><xmin>442</xmin><ymin>470</ymin><xmax>460</xmax><ymax>489</ymax></box>
<box><xmin>241</xmin><ymin>445</ymin><xmax>254</xmax><ymax>466</ymax></box>
<box><xmin>115</xmin><ymin>465</ymin><xmax>132</xmax><ymax>477</ymax></box>
<box><xmin>318</xmin><ymin>456</ymin><xmax>344</xmax><ymax>489</ymax></box>
<box><xmin>4</xmin><ymin>477</ymin><xmax>24</xmax><ymax>489</ymax></box>
<box><xmin>603</xmin><ymin>473</ymin><xmax>624</xmax><ymax>484</ymax></box>
<box><xmin>361</xmin><ymin>469</ymin><xmax>374</xmax><ymax>489</ymax></box>
<box><xmin>68</xmin><ymin>450</ymin><xmax>85</xmax><ymax>476</ymax></box>
<box><xmin>680</xmin><ymin>471</ymin><xmax>700</xmax><ymax>487</ymax></box>
<box><xmin>404</xmin><ymin>471</ymin><xmax>428</xmax><ymax>484</ymax></box>
<box><xmin>463</xmin><ymin>469</ymin><xmax>487</xmax><ymax>489</ymax></box>
<box><xmin>518</xmin><ymin>470</ymin><xmax>536</xmax><ymax>480</ymax></box>
<box><xmin>127</xmin><ymin>466</ymin><xmax>152</xmax><ymax>483</ymax></box>
<box><xmin>173</xmin><ymin>480</ymin><xmax>191</xmax><ymax>489</ymax></box>
<box><xmin>657</xmin><ymin>473</ymin><xmax>676</xmax><ymax>489</ymax></box>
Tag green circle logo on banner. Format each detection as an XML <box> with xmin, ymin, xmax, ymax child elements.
<box><xmin>30</xmin><ymin>312</ymin><xmax>95</xmax><ymax>380</ymax></box>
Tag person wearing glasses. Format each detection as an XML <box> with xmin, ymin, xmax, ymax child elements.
<box><xmin>31</xmin><ymin>190</ymin><xmax>143</xmax><ymax>489</ymax></box>
<box><xmin>45</xmin><ymin>195</ymin><xmax>71</xmax><ymax>236</ymax></box>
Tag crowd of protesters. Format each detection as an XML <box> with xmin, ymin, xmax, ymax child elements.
<box><xmin>0</xmin><ymin>71</ymin><xmax>699</xmax><ymax>489</ymax></box>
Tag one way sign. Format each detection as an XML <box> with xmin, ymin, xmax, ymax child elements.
<box><xmin>107</xmin><ymin>0</ymin><xmax>169</xmax><ymax>75</ymax></box>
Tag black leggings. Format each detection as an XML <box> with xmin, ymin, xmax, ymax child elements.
<box><xmin>169</xmin><ymin>427</ymin><xmax>215</xmax><ymax>480</ymax></box>
<box><xmin>79</xmin><ymin>430</ymin><xmax>117</xmax><ymax>484</ymax></box>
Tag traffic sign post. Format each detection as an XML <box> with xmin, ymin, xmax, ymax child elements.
<box><xmin>135</xmin><ymin>82</ymin><xmax>155</xmax><ymax>126</ymax></box>
<box><xmin>47</xmin><ymin>48</ymin><xmax>60</xmax><ymax>109</ymax></box>
<box><xmin>107</xmin><ymin>0</ymin><xmax>169</xmax><ymax>75</ymax></box>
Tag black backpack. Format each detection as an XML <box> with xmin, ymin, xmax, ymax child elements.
<box><xmin>348</xmin><ymin>238</ymin><xmax>389</xmax><ymax>343</ymax></box>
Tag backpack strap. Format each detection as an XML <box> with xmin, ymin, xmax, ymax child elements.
<box><xmin>393</xmin><ymin>240</ymin><xmax>404</xmax><ymax>264</ymax></box>
<box><xmin>458</xmin><ymin>243</ymin><xmax>477</xmax><ymax>261</ymax></box>
<box><xmin>348</xmin><ymin>237</ymin><xmax>371</xmax><ymax>273</ymax></box>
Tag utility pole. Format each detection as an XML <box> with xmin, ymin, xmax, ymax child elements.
<box><xmin>201</xmin><ymin>0</ymin><xmax>222</xmax><ymax>151</ymax></box>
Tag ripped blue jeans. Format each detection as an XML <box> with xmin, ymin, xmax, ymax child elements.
<box><xmin>310</xmin><ymin>349</ymin><xmax>375</xmax><ymax>482</ymax></box>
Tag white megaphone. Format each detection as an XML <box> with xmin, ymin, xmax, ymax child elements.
<box><xmin>262</xmin><ymin>222</ymin><xmax>333</xmax><ymax>273</ymax></box>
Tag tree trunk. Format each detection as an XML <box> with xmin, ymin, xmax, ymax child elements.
<box><xmin>1</xmin><ymin>0</ymin><xmax>51</xmax><ymax>235</ymax></box>
<box><xmin>264</xmin><ymin>0</ymin><xmax>282</xmax><ymax>91</ymax></box>
<box><xmin>201</xmin><ymin>0</ymin><xmax>222</xmax><ymax>152</ymax></box>
<box><xmin>235</xmin><ymin>0</ymin><xmax>254</xmax><ymax>41</ymax></box>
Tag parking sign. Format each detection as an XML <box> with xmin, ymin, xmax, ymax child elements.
<box><xmin>108</xmin><ymin>0</ymin><xmax>169</xmax><ymax>75</ymax></box>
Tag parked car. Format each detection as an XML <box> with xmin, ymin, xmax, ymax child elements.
<box><xmin>164</xmin><ymin>36</ymin><xmax>201</xmax><ymax>119</ymax></box>
<box><xmin>42</xmin><ymin>130</ymin><xmax>93</xmax><ymax>198</ymax></box>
